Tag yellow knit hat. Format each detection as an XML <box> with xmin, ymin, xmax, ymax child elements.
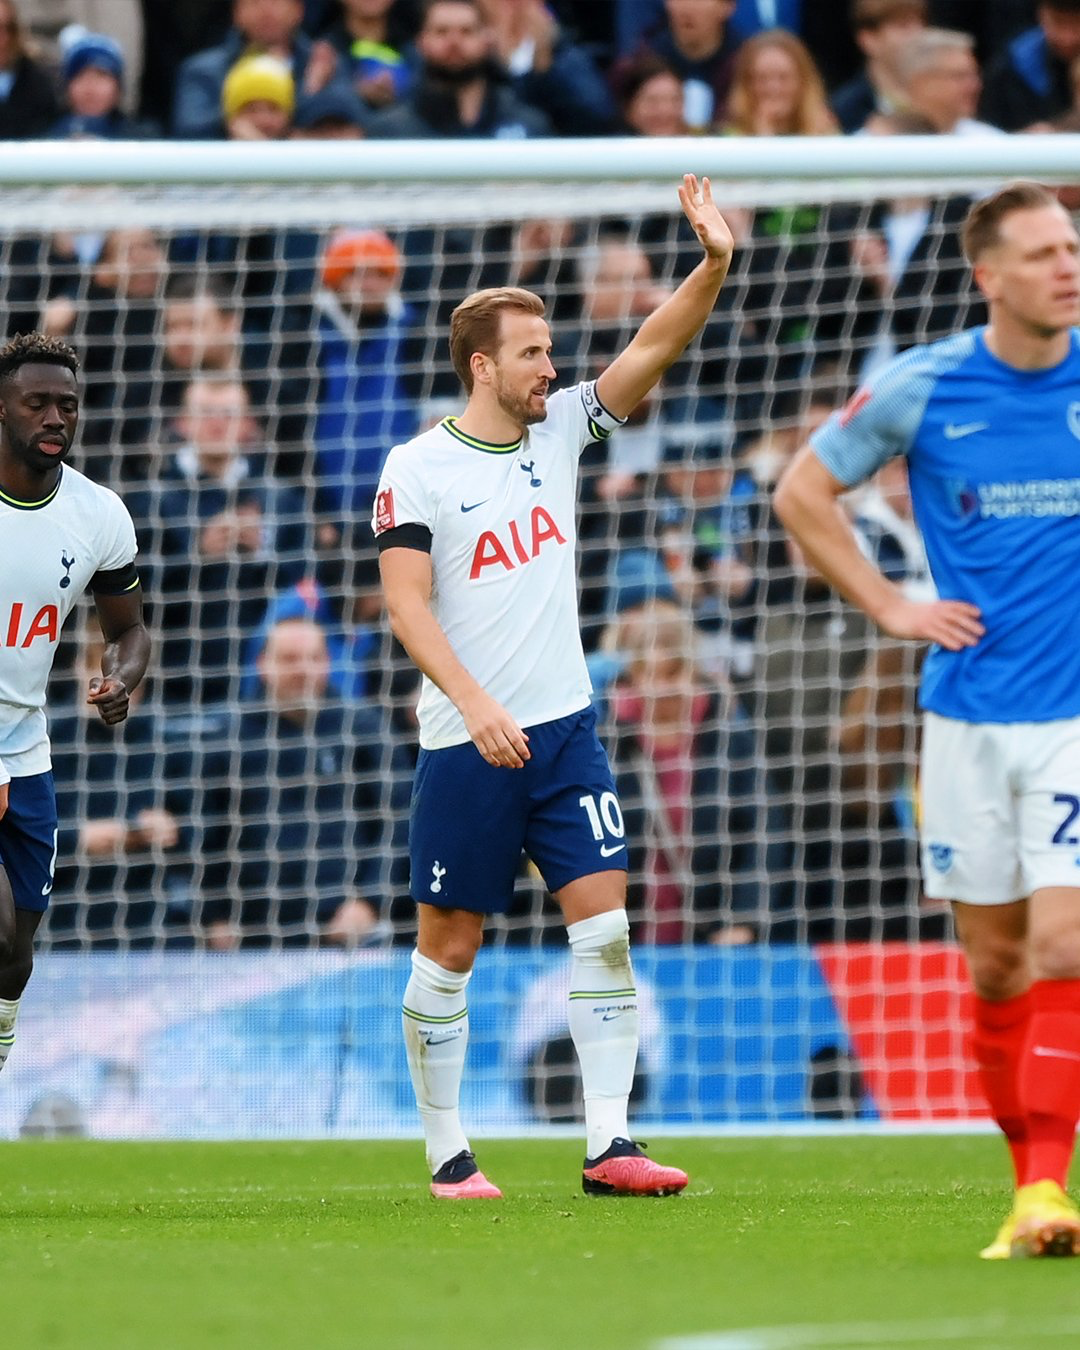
<box><xmin>222</xmin><ymin>54</ymin><xmax>296</xmax><ymax>120</ymax></box>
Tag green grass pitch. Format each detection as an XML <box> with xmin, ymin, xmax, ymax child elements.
<box><xmin>4</xmin><ymin>1135</ymin><xmax>1080</xmax><ymax>1349</ymax></box>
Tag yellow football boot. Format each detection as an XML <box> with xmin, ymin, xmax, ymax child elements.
<box><xmin>979</xmin><ymin>1206</ymin><xmax>1017</xmax><ymax>1260</ymax></box>
<box><xmin>1009</xmin><ymin>1180</ymin><xmax>1080</xmax><ymax>1258</ymax></box>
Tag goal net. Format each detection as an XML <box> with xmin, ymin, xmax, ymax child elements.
<box><xmin>1</xmin><ymin>138</ymin><xmax>1068</xmax><ymax>1139</ymax></box>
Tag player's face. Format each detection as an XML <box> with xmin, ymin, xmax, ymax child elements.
<box><xmin>488</xmin><ymin>311</ymin><xmax>556</xmax><ymax>427</ymax></box>
<box><xmin>980</xmin><ymin>206</ymin><xmax>1080</xmax><ymax>336</ymax></box>
<box><xmin>0</xmin><ymin>363</ymin><xmax>79</xmax><ymax>473</ymax></box>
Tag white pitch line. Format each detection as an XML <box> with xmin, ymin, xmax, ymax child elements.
<box><xmin>655</xmin><ymin>1317</ymin><xmax>1080</xmax><ymax>1349</ymax></box>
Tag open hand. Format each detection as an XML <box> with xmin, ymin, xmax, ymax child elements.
<box><xmin>876</xmin><ymin>595</ymin><xmax>984</xmax><ymax>651</ymax></box>
<box><xmin>677</xmin><ymin>174</ymin><xmax>735</xmax><ymax>264</ymax></box>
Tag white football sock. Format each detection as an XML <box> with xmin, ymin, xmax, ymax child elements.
<box><xmin>567</xmin><ymin>909</ymin><xmax>638</xmax><ymax>1158</ymax></box>
<box><xmin>0</xmin><ymin>995</ymin><xmax>20</xmax><ymax>1072</ymax></box>
<box><xmin>402</xmin><ymin>950</ymin><xmax>472</xmax><ymax>1174</ymax></box>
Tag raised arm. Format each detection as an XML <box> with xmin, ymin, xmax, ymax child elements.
<box><xmin>595</xmin><ymin>174</ymin><xmax>735</xmax><ymax>420</ymax></box>
<box><xmin>773</xmin><ymin>447</ymin><xmax>984</xmax><ymax>651</ymax></box>
<box><xmin>379</xmin><ymin>547</ymin><xmax>531</xmax><ymax>768</ymax></box>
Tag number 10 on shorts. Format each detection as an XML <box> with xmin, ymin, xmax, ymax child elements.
<box><xmin>579</xmin><ymin>791</ymin><xmax>625</xmax><ymax>843</ymax></box>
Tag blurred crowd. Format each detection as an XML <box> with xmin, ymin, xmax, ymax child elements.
<box><xmin>6</xmin><ymin>0</ymin><xmax>1073</xmax><ymax>952</ymax></box>
<box><xmin>2</xmin><ymin>0</ymin><xmax>1078</xmax><ymax>143</ymax></box>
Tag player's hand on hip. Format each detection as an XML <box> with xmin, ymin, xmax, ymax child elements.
<box><xmin>877</xmin><ymin>595</ymin><xmax>984</xmax><ymax>651</ymax></box>
<box><xmin>460</xmin><ymin>690</ymin><xmax>531</xmax><ymax>768</ymax></box>
<box><xmin>87</xmin><ymin>676</ymin><xmax>131</xmax><ymax>726</ymax></box>
<box><xmin>0</xmin><ymin>782</ymin><xmax>8</xmax><ymax>821</ymax></box>
<box><xmin>677</xmin><ymin>174</ymin><xmax>735</xmax><ymax>263</ymax></box>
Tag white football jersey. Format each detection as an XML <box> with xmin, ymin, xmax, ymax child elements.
<box><xmin>373</xmin><ymin>381</ymin><xmax>624</xmax><ymax>750</ymax></box>
<box><xmin>0</xmin><ymin>465</ymin><xmax>138</xmax><ymax>781</ymax></box>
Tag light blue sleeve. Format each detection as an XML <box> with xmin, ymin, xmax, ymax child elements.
<box><xmin>810</xmin><ymin>345</ymin><xmax>944</xmax><ymax>487</ymax></box>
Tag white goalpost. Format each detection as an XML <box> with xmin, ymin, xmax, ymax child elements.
<box><xmin>3</xmin><ymin>134</ymin><xmax>1074</xmax><ymax>1140</ymax></box>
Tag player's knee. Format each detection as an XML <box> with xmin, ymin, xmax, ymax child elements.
<box><xmin>421</xmin><ymin>929</ymin><xmax>482</xmax><ymax>975</ymax></box>
<box><xmin>567</xmin><ymin>907</ymin><xmax>630</xmax><ymax>968</ymax></box>
<box><xmin>0</xmin><ymin>942</ymin><xmax>32</xmax><ymax>993</ymax></box>
<box><xmin>1030</xmin><ymin>926</ymin><xmax>1080</xmax><ymax>982</ymax></box>
<box><xmin>966</xmin><ymin>935</ymin><xmax>1028</xmax><ymax>1001</ymax></box>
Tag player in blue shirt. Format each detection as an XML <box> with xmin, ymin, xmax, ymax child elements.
<box><xmin>774</xmin><ymin>181</ymin><xmax>1080</xmax><ymax>1260</ymax></box>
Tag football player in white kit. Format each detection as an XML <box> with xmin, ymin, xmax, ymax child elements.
<box><xmin>0</xmin><ymin>333</ymin><xmax>150</xmax><ymax>1072</ymax></box>
<box><xmin>374</xmin><ymin>175</ymin><xmax>734</xmax><ymax>1197</ymax></box>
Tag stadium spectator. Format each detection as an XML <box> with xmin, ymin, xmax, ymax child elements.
<box><xmin>570</xmin><ymin>232</ymin><xmax>673</xmax><ymax>643</ymax></box>
<box><xmin>135</xmin><ymin>375</ymin><xmax>312</xmax><ymax>705</ymax></box>
<box><xmin>729</xmin><ymin>189</ymin><xmax>880</xmax><ymax>427</ymax></box>
<box><xmin>167</xmin><ymin>222</ymin><xmax>320</xmax><ymax>476</ymax></box>
<box><xmin>367</xmin><ymin>0</ymin><xmax>551</xmax><ymax>137</ymax></box>
<box><xmin>610</xmin><ymin>52</ymin><xmax>688</xmax><ymax>136</ymax></box>
<box><xmin>629</xmin><ymin>0</ymin><xmax>742</xmax><ymax>133</ymax></box>
<box><xmin>43</xmin><ymin>228</ymin><xmax>167</xmax><ymax>483</ymax></box>
<box><xmin>722</xmin><ymin>28</ymin><xmax>838</xmax><ymax>135</ymax></box>
<box><xmin>477</xmin><ymin>0</ymin><xmax>616</xmax><ymax>135</ymax></box>
<box><xmin>894</xmin><ymin>27</ymin><xmax>1003</xmax><ymax>138</ymax></box>
<box><xmin>198</xmin><ymin>616</ymin><xmax>409</xmax><ymax>948</ymax></box>
<box><xmin>604</xmin><ymin>598</ymin><xmax>789</xmax><ymax>944</ymax></box>
<box><xmin>656</xmin><ymin>426</ymin><xmax>756</xmax><ymax>677</ymax></box>
<box><xmin>47</xmin><ymin>618</ymin><xmax>191</xmax><ymax>948</ymax></box>
<box><xmin>0</xmin><ymin>0</ymin><xmax>61</xmax><ymax>140</ymax></box>
<box><xmin>314</xmin><ymin>227</ymin><xmax>418</xmax><ymax>520</ymax></box>
<box><xmin>847</xmin><ymin>116</ymin><xmax>983</xmax><ymax>359</ymax></box>
<box><xmin>50</xmin><ymin>27</ymin><xmax>157</xmax><ymax>140</ymax></box>
<box><xmin>290</xmin><ymin>82</ymin><xmax>368</xmax><ymax>133</ymax></box>
<box><xmin>171</xmin><ymin>0</ymin><xmax>364</xmax><ymax>138</ymax></box>
<box><xmin>831</xmin><ymin>0</ymin><xmax>927</xmax><ymax>135</ymax></box>
<box><xmin>222</xmin><ymin>52</ymin><xmax>297</xmax><ymax>139</ymax></box>
<box><xmin>160</xmin><ymin>274</ymin><xmax>249</xmax><ymax>424</ymax></box>
<box><xmin>320</xmin><ymin>0</ymin><xmax>414</xmax><ymax>113</ymax></box>
<box><xmin>979</xmin><ymin>0</ymin><xmax>1080</xmax><ymax>131</ymax></box>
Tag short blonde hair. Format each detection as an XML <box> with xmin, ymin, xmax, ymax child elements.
<box><xmin>449</xmin><ymin>286</ymin><xmax>545</xmax><ymax>393</ymax></box>
<box><xmin>962</xmin><ymin>181</ymin><xmax>1060</xmax><ymax>262</ymax></box>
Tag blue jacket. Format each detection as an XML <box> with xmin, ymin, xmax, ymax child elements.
<box><xmin>979</xmin><ymin>26</ymin><xmax>1073</xmax><ymax>130</ymax></box>
<box><xmin>172</xmin><ymin>29</ymin><xmax>366</xmax><ymax>138</ymax></box>
<box><xmin>314</xmin><ymin>290</ymin><xmax>417</xmax><ymax>518</ymax></box>
<box><xmin>202</xmin><ymin>701</ymin><xmax>410</xmax><ymax>936</ymax></box>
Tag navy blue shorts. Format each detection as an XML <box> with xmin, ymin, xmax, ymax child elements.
<box><xmin>410</xmin><ymin>706</ymin><xmax>627</xmax><ymax>913</ymax></box>
<box><xmin>0</xmin><ymin>772</ymin><xmax>58</xmax><ymax>913</ymax></box>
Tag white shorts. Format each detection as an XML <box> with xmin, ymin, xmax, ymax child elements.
<box><xmin>920</xmin><ymin>712</ymin><xmax>1080</xmax><ymax>904</ymax></box>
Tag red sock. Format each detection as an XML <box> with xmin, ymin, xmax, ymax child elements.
<box><xmin>1018</xmin><ymin>979</ymin><xmax>1080</xmax><ymax>1188</ymax></box>
<box><xmin>973</xmin><ymin>990</ymin><xmax>1031</xmax><ymax>1187</ymax></box>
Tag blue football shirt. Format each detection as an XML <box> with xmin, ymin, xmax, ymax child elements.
<box><xmin>811</xmin><ymin>327</ymin><xmax>1080</xmax><ymax>723</ymax></box>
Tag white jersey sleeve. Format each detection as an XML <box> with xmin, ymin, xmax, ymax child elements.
<box><xmin>372</xmin><ymin>439</ymin><xmax>436</xmax><ymax>538</ymax></box>
<box><xmin>0</xmin><ymin>755</ymin><xmax>9</xmax><ymax>788</ymax></box>
<box><xmin>96</xmin><ymin>488</ymin><xmax>139</xmax><ymax>574</ymax></box>
<box><xmin>567</xmin><ymin>379</ymin><xmax>627</xmax><ymax>453</ymax></box>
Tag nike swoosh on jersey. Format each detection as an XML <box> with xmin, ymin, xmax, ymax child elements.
<box><xmin>460</xmin><ymin>499</ymin><xmax>490</xmax><ymax>513</ymax></box>
<box><xmin>600</xmin><ymin>843</ymin><xmax>626</xmax><ymax>857</ymax></box>
<box><xmin>944</xmin><ymin>421</ymin><xmax>989</xmax><ymax>439</ymax></box>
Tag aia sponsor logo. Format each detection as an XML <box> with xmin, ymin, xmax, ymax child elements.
<box><xmin>2</xmin><ymin>602</ymin><xmax>58</xmax><ymax>648</ymax></box>
<box><xmin>839</xmin><ymin>387</ymin><xmax>871</xmax><ymax>427</ymax></box>
<box><xmin>469</xmin><ymin>505</ymin><xmax>567</xmax><ymax>579</ymax></box>
<box><xmin>375</xmin><ymin>488</ymin><xmax>395</xmax><ymax>534</ymax></box>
